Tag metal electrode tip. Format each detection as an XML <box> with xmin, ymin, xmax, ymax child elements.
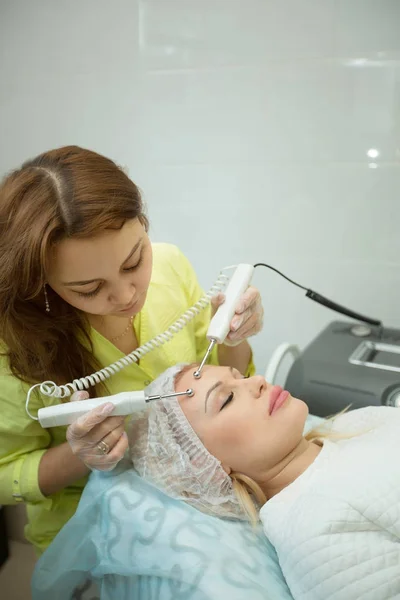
<box><xmin>193</xmin><ymin>338</ymin><xmax>217</xmax><ymax>380</ymax></box>
<box><xmin>186</xmin><ymin>388</ymin><xmax>194</xmax><ymax>397</ymax></box>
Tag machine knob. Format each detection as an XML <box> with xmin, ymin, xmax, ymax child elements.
<box><xmin>391</xmin><ymin>393</ymin><xmax>400</xmax><ymax>408</ymax></box>
<box><xmin>351</xmin><ymin>324</ymin><xmax>372</xmax><ymax>337</ymax></box>
<box><xmin>386</xmin><ymin>389</ymin><xmax>400</xmax><ymax>408</ymax></box>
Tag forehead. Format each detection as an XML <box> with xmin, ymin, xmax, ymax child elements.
<box><xmin>49</xmin><ymin>219</ymin><xmax>142</xmax><ymax>280</ymax></box>
<box><xmin>175</xmin><ymin>365</ymin><xmax>230</xmax><ymax>393</ymax></box>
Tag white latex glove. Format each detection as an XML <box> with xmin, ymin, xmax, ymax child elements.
<box><xmin>66</xmin><ymin>390</ymin><xmax>129</xmax><ymax>471</ymax></box>
<box><xmin>211</xmin><ymin>286</ymin><xmax>264</xmax><ymax>347</ymax></box>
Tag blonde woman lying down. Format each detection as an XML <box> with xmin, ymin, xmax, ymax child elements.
<box><xmin>129</xmin><ymin>363</ymin><xmax>400</xmax><ymax>600</ymax></box>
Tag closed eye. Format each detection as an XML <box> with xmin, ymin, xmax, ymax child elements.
<box><xmin>221</xmin><ymin>392</ymin><xmax>234</xmax><ymax>410</ymax></box>
<box><xmin>123</xmin><ymin>253</ymin><xmax>143</xmax><ymax>272</ymax></box>
<box><xmin>77</xmin><ymin>285</ymin><xmax>102</xmax><ymax>298</ymax></box>
<box><xmin>76</xmin><ymin>254</ymin><xmax>144</xmax><ymax>298</ymax></box>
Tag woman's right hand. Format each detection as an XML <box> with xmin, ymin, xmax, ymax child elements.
<box><xmin>66</xmin><ymin>391</ymin><xmax>129</xmax><ymax>471</ymax></box>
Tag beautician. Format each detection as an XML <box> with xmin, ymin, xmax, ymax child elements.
<box><xmin>0</xmin><ymin>146</ymin><xmax>264</xmax><ymax>555</ymax></box>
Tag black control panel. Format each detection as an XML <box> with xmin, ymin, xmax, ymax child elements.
<box><xmin>286</xmin><ymin>321</ymin><xmax>400</xmax><ymax>416</ymax></box>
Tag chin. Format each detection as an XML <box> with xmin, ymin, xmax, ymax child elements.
<box><xmin>286</xmin><ymin>396</ymin><xmax>309</xmax><ymax>428</ymax></box>
<box><xmin>296</xmin><ymin>397</ymin><xmax>309</xmax><ymax>428</ymax></box>
<box><xmin>298</xmin><ymin>397</ymin><xmax>309</xmax><ymax>415</ymax></box>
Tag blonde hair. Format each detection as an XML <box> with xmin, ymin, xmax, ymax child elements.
<box><xmin>230</xmin><ymin>406</ymin><xmax>353</xmax><ymax>525</ymax></box>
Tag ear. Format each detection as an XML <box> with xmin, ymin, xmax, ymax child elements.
<box><xmin>221</xmin><ymin>463</ymin><xmax>232</xmax><ymax>475</ymax></box>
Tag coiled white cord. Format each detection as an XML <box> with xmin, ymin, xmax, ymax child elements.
<box><xmin>26</xmin><ymin>268</ymin><xmax>233</xmax><ymax>419</ymax></box>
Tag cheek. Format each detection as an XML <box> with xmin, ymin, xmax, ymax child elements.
<box><xmin>60</xmin><ymin>290</ymin><xmax>108</xmax><ymax>314</ymax></box>
<box><xmin>200</xmin><ymin>411</ymin><xmax>282</xmax><ymax>475</ymax></box>
<box><xmin>47</xmin><ymin>284</ymin><xmax>79</xmax><ymax>308</ymax></box>
<box><xmin>141</xmin><ymin>260</ymin><xmax>153</xmax><ymax>290</ymax></box>
<box><xmin>133</xmin><ymin>247</ymin><xmax>153</xmax><ymax>296</ymax></box>
<box><xmin>142</xmin><ymin>243</ymin><xmax>153</xmax><ymax>280</ymax></box>
<box><xmin>201</xmin><ymin>416</ymin><xmax>250</xmax><ymax>465</ymax></box>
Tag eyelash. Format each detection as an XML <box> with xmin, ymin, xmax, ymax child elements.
<box><xmin>221</xmin><ymin>392</ymin><xmax>234</xmax><ymax>410</ymax></box>
<box><xmin>77</xmin><ymin>255</ymin><xmax>144</xmax><ymax>298</ymax></box>
<box><xmin>220</xmin><ymin>375</ymin><xmax>249</xmax><ymax>411</ymax></box>
<box><xmin>77</xmin><ymin>288</ymin><xmax>100</xmax><ymax>299</ymax></box>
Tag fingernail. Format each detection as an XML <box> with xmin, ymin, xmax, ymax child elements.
<box><xmin>77</xmin><ymin>392</ymin><xmax>87</xmax><ymax>400</ymax></box>
<box><xmin>101</xmin><ymin>402</ymin><xmax>114</xmax><ymax>415</ymax></box>
<box><xmin>232</xmin><ymin>319</ymin><xmax>240</xmax><ymax>331</ymax></box>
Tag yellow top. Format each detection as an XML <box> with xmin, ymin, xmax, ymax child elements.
<box><xmin>0</xmin><ymin>244</ymin><xmax>254</xmax><ymax>554</ymax></box>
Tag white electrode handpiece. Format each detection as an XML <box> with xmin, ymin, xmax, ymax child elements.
<box><xmin>37</xmin><ymin>389</ymin><xmax>192</xmax><ymax>428</ymax></box>
<box><xmin>207</xmin><ymin>264</ymin><xmax>254</xmax><ymax>343</ymax></box>
<box><xmin>38</xmin><ymin>392</ymin><xmax>148</xmax><ymax>428</ymax></box>
<box><xmin>194</xmin><ymin>264</ymin><xmax>254</xmax><ymax>378</ymax></box>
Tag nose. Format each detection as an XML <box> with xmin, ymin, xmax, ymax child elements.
<box><xmin>111</xmin><ymin>280</ymin><xmax>136</xmax><ymax>307</ymax></box>
<box><xmin>245</xmin><ymin>375</ymin><xmax>268</xmax><ymax>397</ymax></box>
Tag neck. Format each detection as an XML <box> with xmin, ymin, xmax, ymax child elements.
<box><xmin>259</xmin><ymin>438</ymin><xmax>322</xmax><ymax>500</ymax></box>
<box><xmin>87</xmin><ymin>313</ymin><xmax>132</xmax><ymax>339</ymax></box>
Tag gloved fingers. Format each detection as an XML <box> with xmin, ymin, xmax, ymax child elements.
<box><xmin>224</xmin><ymin>287</ymin><xmax>264</xmax><ymax>345</ymax></box>
<box><xmin>211</xmin><ymin>293</ymin><xmax>225</xmax><ymax>318</ymax></box>
<box><xmin>94</xmin><ymin>422</ymin><xmax>126</xmax><ymax>455</ymax></box>
<box><xmin>227</xmin><ymin>312</ymin><xmax>263</xmax><ymax>344</ymax></box>
<box><xmin>230</xmin><ymin>301</ymin><xmax>264</xmax><ymax>336</ymax></box>
<box><xmin>234</xmin><ymin>286</ymin><xmax>260</xmax><ymax>315</ymax></box>
<box><xmin>91</xmin><ymin>431</ymin><xmax>129</xmax><ymax>472</ymax></box>
<box><xmin>68</xmin><ymin>420</ymin><xmax>128</xmax><ymax>471</ymax></box>
<box><xmin>77</xmin><ymin>414</ymin><xmax>126</xmax><ymax>445</ymax></box>
<box><xmin>230</xmin><ymin>305</ymin><xmax>254</xmax><ymax>333</ymax></box>
<box><xmin>67</xmin><ymin>402</ymin><xmax>116</xmax><ymax>440</ymax></box>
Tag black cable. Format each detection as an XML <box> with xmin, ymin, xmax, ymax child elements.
<box><xmin>253</xmin><ymin>263</ymin><xmax>308</xmax><ymax>292</ymax></box>
<box><xmin>254</xmin><ymin>262</ymin><xmax>382</xmax><ymax>328</ymax></box>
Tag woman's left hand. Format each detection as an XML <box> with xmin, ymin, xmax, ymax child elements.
<box><xmin>211</xmin><ymin>286</ymin><xmax>264</xmax><ymax>346</ymax></box>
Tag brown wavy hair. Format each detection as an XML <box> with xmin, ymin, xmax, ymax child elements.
<box><xmin>0</xmin><ymin>146</ymin><xmax>148</xmax><ymax>393</ymax></box>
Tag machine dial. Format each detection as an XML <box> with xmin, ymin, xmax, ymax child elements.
<box><xmin>385</xmin><ymin>389</ymin><xmax>400</xmax><ymax>408</ymax></box>
<box><xmin>350</xmin><ymin>324</ymin><xmax>372</xmax><ymax>338</ymax></box>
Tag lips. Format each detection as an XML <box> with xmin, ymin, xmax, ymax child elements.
<box><xmin>268</xmin><ymin>385</ymin><xmax>290</xmax><ymax>415</ymax></box>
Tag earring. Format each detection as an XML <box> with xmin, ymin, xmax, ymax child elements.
<box><xmin>44</xmin><ymin>284</ymin><xmax>50</xmax><ymax>313</ymax></box>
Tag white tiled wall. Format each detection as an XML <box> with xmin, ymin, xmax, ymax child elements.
<box><xmin>1</xmin><ymin>1</ymin><xmax>400</xmax><ymax>370</ymax></box>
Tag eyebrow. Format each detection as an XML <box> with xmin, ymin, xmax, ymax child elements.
<box><xmin>63</xmin><ymin>238</ymin><xmax>143</xmax><ymax>286</ymax></box>
<box><xmin>204</xmin><ymin>367</ymin><xmax>234</xmax><ymax>412</ymax></box>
